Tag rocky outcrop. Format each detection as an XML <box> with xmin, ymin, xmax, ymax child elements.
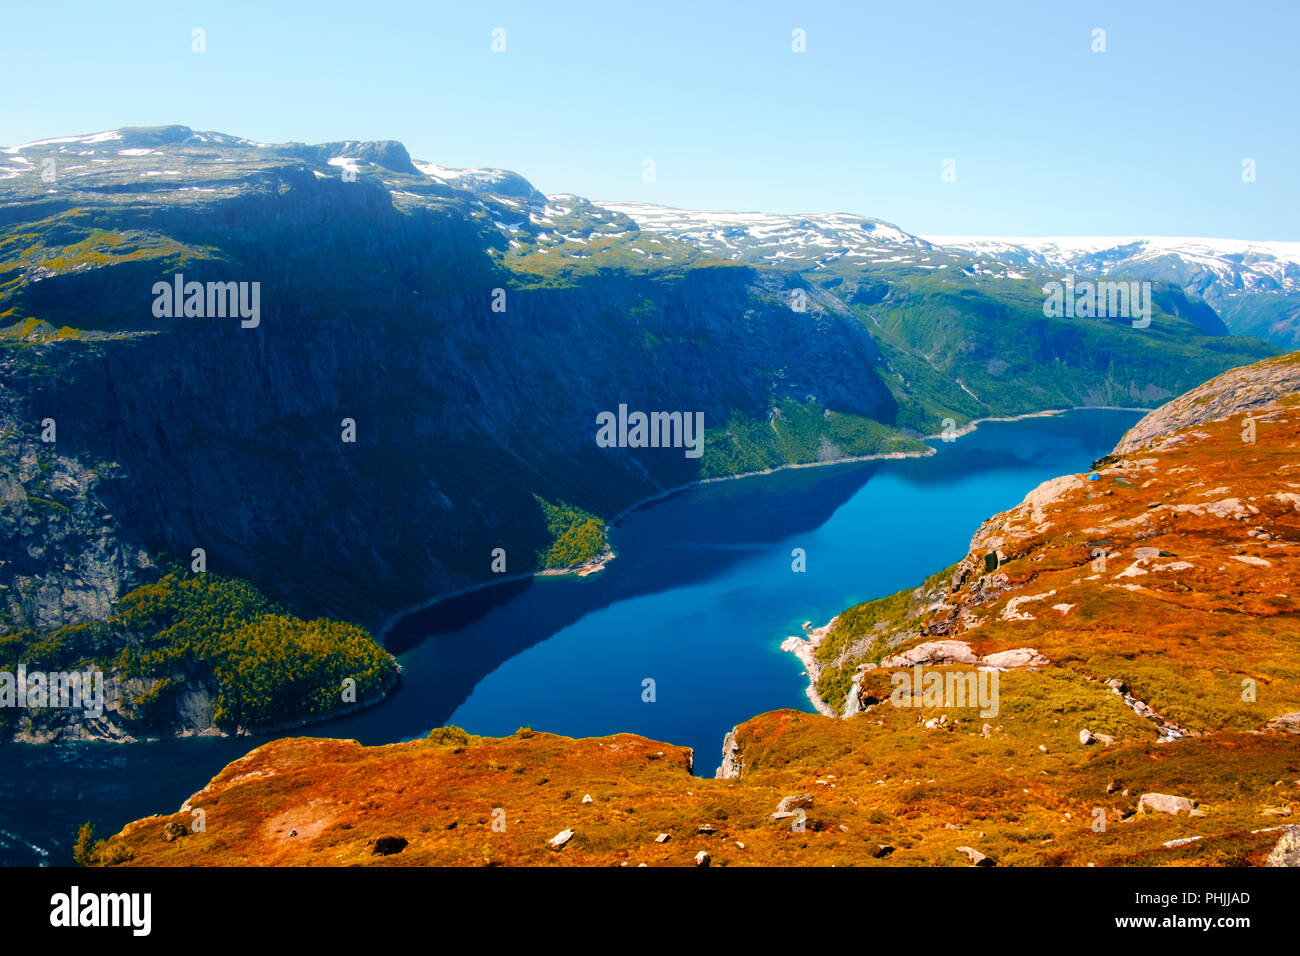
<box><xmin>1114</xmin><ymin>352</ymin><xmax>1300</xmax><ymax>455</ymax></box>
<box><xmin>715</xmin><ymin>727</ymin><xmax>742</xmax><ymax>779</ymax></box>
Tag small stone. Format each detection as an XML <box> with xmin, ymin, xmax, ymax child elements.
<box><xmin>694</xmin><ymin>850</ymin><xmax>710</xmax><ymax>867</ymax></box>
<box><xmin>654</xmin><ymin>832</ymin><xmax>671</xmax><ymax>844</ymax></box>
<box><xmin>581</xmin><ymin>794</ymin><xmax>593</xmax><ymax>804</ymax></box>
<box><xmin>872</xmin><ymin>844</ymin><xmax>895</xmax><ymax>858</ymax></box>
<box><xmin>163</xmin><ymin>821</ymin><xmax>186</xmax><ymax>842</ymax></box>
<box><xmin>697</xmin><ymin>823</ymin><xmax>716</xmax><ymax>835</ymax></box>
<box><xmin>1079</xmin><ymin>729</ymin><xmax>1095</xmax><ymax>746</ymax></box>
<box><xmin>547</xmin><ymin>828</ymin><xmax>574</xmax><ymax>850</ymax></box>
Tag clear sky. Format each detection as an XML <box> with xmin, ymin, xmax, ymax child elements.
<box><xmin>3</xmin><ymin>0</ymin><xmax>1297</xmax><ymax>239</ymax></box>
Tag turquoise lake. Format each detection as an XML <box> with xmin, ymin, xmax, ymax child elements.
<box><xmin>0</xmin><ymin>408</ymin><xmax>1143</xmax><ymax>865</ymax></box>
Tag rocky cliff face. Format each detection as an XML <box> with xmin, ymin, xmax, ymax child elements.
<box><xmin>0</xmin><ymin>355</ymin><xmax>153</xmax><ymax>632</ymax></box>
<box><xmin>1113</xmin><ymin>351</ymin><xmax>1300</xmax><ymax>455</ymax></box>
<box><xmin>0</xmin><ymin>129</ymin><xmax>903</xmax><ymax>630</ymax></box>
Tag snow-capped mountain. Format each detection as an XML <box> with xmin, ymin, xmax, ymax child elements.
<box><xmin>595</xmin><ymin>201</ymin><xmax>935</xmax><ymax>268</ymax></box>
<box><xmin>924</xmin><ymin>235</ymin><xmax>1300</xmax><ymax>347</ymax></box>
<box><xmin>925</xmin><ymin>235</ymin><xmax>1300</xmax><ymax>305</ymax></box>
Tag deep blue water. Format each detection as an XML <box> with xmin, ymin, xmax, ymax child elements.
<box><xmin>0</xmin><ymin>408</ymin><xmax>1142</xmax><ymax>865</ymax></box>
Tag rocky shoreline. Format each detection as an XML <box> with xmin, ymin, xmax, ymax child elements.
<box><xmin>779</xmin><ymin>619</ymin><xmax>840</xmax><ymax>718</ymax></box>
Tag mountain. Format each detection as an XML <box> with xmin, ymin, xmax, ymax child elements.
<box><xmin>0</xmin><ymin>126</ymin><xmax>1280</xmax><ymax>739</ymax></box>
<box><xmin>90</xmin><ymin>352</ymin><xmax>1300</xmax><ymax>866</ymax></box>
<box><xmin>928</xmin><ymin>235</ymin><xmax>1300</xmax><ymax>348</ymax></box>
<box><xmin>594</xmin><ymin>201</ymin><xmax>935</xmax><ymax>267</ymax></box>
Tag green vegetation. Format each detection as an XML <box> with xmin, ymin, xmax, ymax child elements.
<box><xmin>0</xmin><ymin>571</ymin><xmax>397</xmax><ymax>737</ymax></box>
<box><xmin>72</xmin><ymin>822</ymin><xmax>134</xmax><ymax>867</ymax></box>
<box><xmin>534</xmin><ymin>496</ymin><xmax>608</xmax><ymax>570</ymax></box>
<box><xmin>812</xmin><ymin>563</ymin><xmax>959</xmax><ymax>712</ymax></box>
<box><xmin>701</xmin><ymin>400</ymin><xmax>929</xmax><ymax>479</ymax></box>
<box><xmin>113</xmin><ymin>572</ymin><xmax>396</xmax><ymax>729</ymax></box>
<box><xmin>820</xmin><ymin>265</ymin><xmax>1278</xmax><ymax>435</ymax></box>
<box><xmin>427</xmin><ymin>725</ymin><xmax>479</xmax><ymax>746</ymax></box>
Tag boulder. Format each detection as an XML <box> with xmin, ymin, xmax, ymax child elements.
<box><xmin>981</xmin><ymin>647</ymin><xmax>1051</xmax><ymax>669</ymax></box>
<box><xmin>1138</xmin><ymin>793</ymin><xmax>1196</xmax><ymax>815</ymax></box>
<box><xmin>881</xmin><ymin>640</ymin><xmax>978</xmax><ymax>668</ymax></box>
<box><xmin>1266</xmin><ymin>826</ymin><xmax>1300</xmax><ymax>866</ymax></box>
<box><xmin>694</xmin><ymin>850</ymin><xmax>710</xmax><ymax>867</ymax></box>
<box><xmin>547</xmin><ymin>829</ymin><xmax>574</xmax><ymax>850</ymax></box>
<box><xmin>162</xmin><ymin>821</ymin><xmax>187</xmax><ymax>842</ymax></box>
<box><xmin>956</xmin><ymin>845</ymin><xmax>995</xmax><ymax>866</ymax></box>
<box><xmin>773</xmin><ymin>793</ymin><xmax>814</xmax><ymax>817</ymax></box>
<box><xmin>1266</xmin><ymin>712</ymin><xmax>1300</xmax><ymax>734</ymax></box>
<box><xmin>372</xmin><ymin>835</ymin><xmax>407</xmax><ymax>856</ymax></box>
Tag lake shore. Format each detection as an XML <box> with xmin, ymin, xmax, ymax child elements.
<box><xmin>376</xmin><ymin>405</ymin><xmax>1155</xmax><ymax>643</ymax></box>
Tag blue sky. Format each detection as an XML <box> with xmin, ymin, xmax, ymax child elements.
<box><xmin>3</xmin><ymin>0</ymin><xmax>1297</xmax><ymax>238</ymax></box>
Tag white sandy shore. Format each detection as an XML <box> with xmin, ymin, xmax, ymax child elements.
<box><xmin>779</xmin><ymin>618</ymin><xmax>839</xmax><ymax>718</ymax></box>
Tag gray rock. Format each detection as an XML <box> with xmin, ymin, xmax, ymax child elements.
<box><xmin>772</xmin><ymin>793</ymin><xmax>814</xmax><ymax>818</ymax></box>
<box><xmin>956</xmin><ymin>846</ymin><xmax>995</xmax><ymax>866</ymax></box>
<box><xmin>1266</xmin><ymin>826</ymin><xmax>1300</xmax><ymax>866</ymax></box>
<box><xmin>1138</xmin><ymin>793</ymin><xmax>1197</xmax><ymax>815</ymax></box>
<box><xmin>715</xmin><ymin>728</ymin><xmax>742</xmax><ymax>779</ymax></box>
